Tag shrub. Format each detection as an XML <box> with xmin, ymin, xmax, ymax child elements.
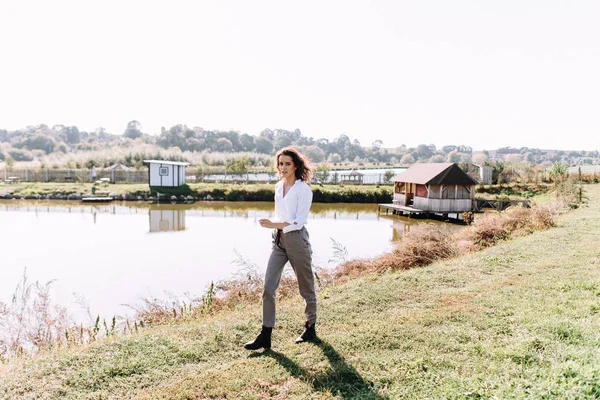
<box><xmin>149</xmin><ymin>184</ymin><xmax>192</xmax><ymax>197</ymax></box>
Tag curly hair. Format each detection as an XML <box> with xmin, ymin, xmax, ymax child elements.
<box><xmin>275</xmin><ymin>147</ymin><xmax>313</xmax><ymax>182</ymax></box>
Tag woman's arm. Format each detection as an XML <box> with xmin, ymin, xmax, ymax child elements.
<box><xmin>259</xmin><ymin>219</ymin><xmax>289</xmax><ymax>230</ymax></box>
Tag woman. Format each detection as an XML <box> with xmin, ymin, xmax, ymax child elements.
<box><xmin>244</xmin><ymin>147</ymin><xmax>317</xmax><ymax>350</ymax></box>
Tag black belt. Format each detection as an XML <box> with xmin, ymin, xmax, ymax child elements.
<box><xmin>275</xmin><ymin>229</ymin><xmax>283</xmax><ymax>247</ymax></box>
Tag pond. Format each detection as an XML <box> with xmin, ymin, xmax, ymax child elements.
<box><xmin>0</xmin><ymin>200</ymin><xmax>459</xmax><ymax>324</ymax></box>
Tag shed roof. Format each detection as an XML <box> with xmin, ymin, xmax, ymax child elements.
<box><xmin>340</xmin><ymin>169</ymin><xmax>363</xmax><ymax>176</ymax></box>
<box><xmin>106</xmin><ymin>163</ymin><xmax>131</xmax><ymax>171</ymax></box>
<box><xmin>393</xmin><ymin>163</ymin><xmax>478</xmax><ymax>185</ymax></box>
<box><xmin>143</xmin><ymin>160</ymin><xmax>191</xmax><ymax>166</ymax></box>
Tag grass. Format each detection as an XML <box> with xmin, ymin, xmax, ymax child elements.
<box><xmin>1</xmin><ymin>185</ymin><xmax>599</xmax><ymax>398</ymax></box>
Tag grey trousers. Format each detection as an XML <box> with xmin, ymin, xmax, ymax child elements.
<box><xmin>262</xmin><ymin>227</ymin><xmax>317</xmax><ymax>328</ymax></box>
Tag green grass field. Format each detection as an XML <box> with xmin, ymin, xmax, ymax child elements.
<box><xmin>1</xmin><ymin>185</ymin><xmax>599</xmax><ymax>399</ymax></box>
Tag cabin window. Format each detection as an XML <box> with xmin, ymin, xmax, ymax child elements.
<box><xmin>429</xmin><ymin>185</ymin><xmax>441</xmax><ymax>199</ymax></box>
<box><xmin>159</xmin><ymin>167</ymin><xmax>169</xmax><ymax>176</ymax></box>
<box><xmin>415</xmin><ymin>184</ymin><xmax>428</xmax><ymax>198</ymax></box>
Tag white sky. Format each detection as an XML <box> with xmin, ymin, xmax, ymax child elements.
<box><xmin>1</xmin><ymin>0</ymin><xmax>599</xmax><ymax>151</ymax></box>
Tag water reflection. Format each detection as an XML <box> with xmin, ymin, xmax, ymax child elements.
<box><xmin>0</xmin><ymin>200</ymin><xmax>460</xmax><ymax>240</ymax></box>
<box><xmin>149</xmin><ymin>208</ymin><xmax>186</xmax><ymax>232</ymax></box>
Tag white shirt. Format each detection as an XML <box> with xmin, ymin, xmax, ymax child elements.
<box><xmin>274</xmin><ymin>179</ymin><xmax>313</xmax><ymax>233</ymax></box>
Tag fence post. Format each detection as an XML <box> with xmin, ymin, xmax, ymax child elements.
<box><xmin>26</xmin><ymin>169</ymin><xmax>29</xmax><ymax>182</ymax></box>
<box><xmin>46</xmin><ymin>169</ymin><xmax>49</xmax><ymax>182</ymax></box>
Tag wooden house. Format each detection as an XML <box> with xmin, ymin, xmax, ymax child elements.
<box><xmin>392</xmin><ymin>163</ymin><xmax>477</xmax><ymax>213</ymax></box>
<box><xmin>143</xmin><ymin>160</ymin><xmax>191</xmax><ymax>188</ymax></box>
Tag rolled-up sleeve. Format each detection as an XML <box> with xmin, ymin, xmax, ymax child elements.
<box><xmin>283</xmin><ymin>184</ymin><xmax>313</xmax><ymax>233</ymax></box>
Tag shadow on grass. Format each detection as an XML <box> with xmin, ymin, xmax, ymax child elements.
<box><xmin>250</xmin><ymin>339</ymin><xmax>388</xmax><ymax>399</ymax></box>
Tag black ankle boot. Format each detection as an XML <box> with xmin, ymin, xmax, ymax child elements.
<box><xmin>244</xmin><ymin>326</ymin><xmax>272</xmax><ymax>350</ymax></box>
<box><xmin>295</xmin><ymin>322</ymin><xmax>316</xmax><ymax>344</ymax></box>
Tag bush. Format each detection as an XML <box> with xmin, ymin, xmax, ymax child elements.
<box><xmin>149</xmin><ymin>184</ymin><xmax>192</xmax><ymax>197</ymax></box>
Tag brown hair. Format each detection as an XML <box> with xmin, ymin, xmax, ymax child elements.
<box><xmin>275</xmin><ymin>147</ymin><xmax>313</xmax><ymax>182</ymax></box>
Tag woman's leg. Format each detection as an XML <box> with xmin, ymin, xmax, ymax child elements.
<box><xmin>262</xmin><ymin>245</ymin><xmax>288</xmax><ymax>328</ymax></box>
<box><xmin>284</xmin><ymin>229</ymin><xmax>317</xmax><ymax>325</ymax></box>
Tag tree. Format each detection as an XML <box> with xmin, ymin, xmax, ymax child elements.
<box><xmin>400</xmin><ymin>154</ymin><xmax>415</xmax><ymax>164</ymax></box>
<box><xmin>8</xmin><ymin>149</ymin><xmax>33</xmax><ymax>161</ymax></box>
<box><xmin>5</xmin><ymin>156</ymin><xmax>14</xmax><ymax>169</ymax></box>
<box><xmin>384</xmin><ymin>170</ymin><xmax>395</xmax><ymax>183</ymax></box>
<box><xmin>215</xmin><ymin>138</ymin><xmax>233</xmax><ymax>152</ymax></box>
<box><xmin>327</xmin><ymin>153</ymin><xmax>342</xmax><ymax>164</ymax></box>
<box><xmin>124</xmin><ymin>120</ymin><xmax>142</xmax><ymax>139</ymax></box>
<box><xmin>65</xmin><ymin>126</ymin><xmax>81</xmax><ymax>144</ymax></box>
<box><xmin>226</xmin><ymin>157</ymin><xmax>249</xmax><ymax>177</ymax></box>
<box><xmin>441</xmin><ymin>145</ymin><xmax>457</xmax><ymax>154</ymax></box>
<box><xmin>240</xmin><ymin>133</ymin><xmax>255</xmax><ymax>152</ymax></box>
<box><xmin>372</xmin><ymin>140</ymin><xmax>383</xmax><ymax>149</ymax></box>
<box><xmin>429</xmin><ymin>154</ymin><xmax>445</xmax><ymax>163</ymax></box>
<box><xmin>255</xmin><ymin>136</ymin><xmax>273</xmax><ymax>154</ymax></box>
<box><xmin>314</xmin><ymin>163</ymin><xmax>330</xmax><ymax>184</ymax></box>
<box><xmin>446</xmin><ymin>150</ymin><xmax>462</xmax><ymax>163</ymax></box>
<box><xmin>416</xmin><ymin>144</ymin><xmax>433</xmax><ymax>159</ymax></box>
<box><xmin>472</xmin><ymin>153</ymin><xmax>488</xmax><ymax>165</ymax></box>
<box><xmin>25</xmin><ymin>134</ymin><xmax>56</xmax><ymax>154</ymax></box>
<box><xmin>549</xmin><ymin>162</ymin><xmax>568</xmax><ymax>184</ymax></box>
<box><xmin>485</xmin><ymin>160</ymin><xmax>505</xmax><ymax>184</ymax></box>
<box><xmin>303</xmin><ymin>145</ymin><xmax>325</xmax><ymax>163</ymax></box>
<box><xmin>273</xmin><ymin>134</ymin><xmax>292</xmax><ymax>150</ymax></box>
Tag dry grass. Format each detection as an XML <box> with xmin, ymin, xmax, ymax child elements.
<box><xmin>0</xmin><ymin>270</ymin><xmax>71</xmax><ymax>361</ymax></box>
<box><xmin>129</xmin><ymin>252</ymin><xmax>334</xmax><ymax>326</ymax></box>
<box><xmin>335</xmin><ymin>200</ymin><xmax>564</xmax><ymax>279</ymax></box>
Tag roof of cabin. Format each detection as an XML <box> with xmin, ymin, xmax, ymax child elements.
<box><xmin>143</xmin><ymin>160</ymin><xmax>191</xmax><ymax>166</ymax></box>
<box><xmin>393</xmin><ymin>163</ymin><xmax>478</xmax><ymax>185</ymax></box>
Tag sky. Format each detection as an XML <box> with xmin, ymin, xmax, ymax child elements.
<box><xmin>1</xmin><ymin>0</ymin><xmax>599</xmax><ymax>151</ymax></box>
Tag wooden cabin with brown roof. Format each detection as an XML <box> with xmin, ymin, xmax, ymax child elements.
<box><xmin>392</xmin><ymin>163</ymin><xmax>477</xmax><ymax>213</ymax></box>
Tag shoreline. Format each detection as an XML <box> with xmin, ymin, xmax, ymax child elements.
<box><xmin>0</xmin><ymin>182</ymin><xmax>395</xmax><ymax>203</ymax></box>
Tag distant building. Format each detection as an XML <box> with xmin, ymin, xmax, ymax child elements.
<box><xmin>340</xmin><ymin>169</ymin><xmax>364</xmax><ymax>185</ymax></box>
<box><xmin>106</xmin><ymin>163</ymin><xmax>132</xmax><ymax>171</ymax></box>
<box><xmin>143</xmin><ymin>160</ymin><xmax>191</xmax><ymax>188</ymax></box>
<box><xmin>392</xmin><ymin>163</ymin><xmax>477</xmax><ymax>213</ymax></box>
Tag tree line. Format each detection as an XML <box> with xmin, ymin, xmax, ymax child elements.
<box><xmin>0</xmin><ymin>121</ymin><xmax>598</xmax><ymax>169</ymax></box>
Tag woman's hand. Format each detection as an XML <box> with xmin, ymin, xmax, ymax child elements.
<box><xmin>259</xmin><ymin>218</ymin><xmax>274</xmax><ymax>229</ymax></box>
<box><xmin>259</xmin><ymin>219</ymin><xmax>289</xmax><ymax>230</ymax></box>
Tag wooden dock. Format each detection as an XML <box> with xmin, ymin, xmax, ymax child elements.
<box><xmin>82</xmin><ymin>196</ymin><xmax>114</xmax><ymax>203</ymax></box>
<box><xmin>377</xmin><ymin>203</ymin><xmax>466</xmax><ymax>223</ymax></box>
<box><xmin>377</xmin><ymin>204</ymin><xmax>427</xmax><ymax>218</ymax></box>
